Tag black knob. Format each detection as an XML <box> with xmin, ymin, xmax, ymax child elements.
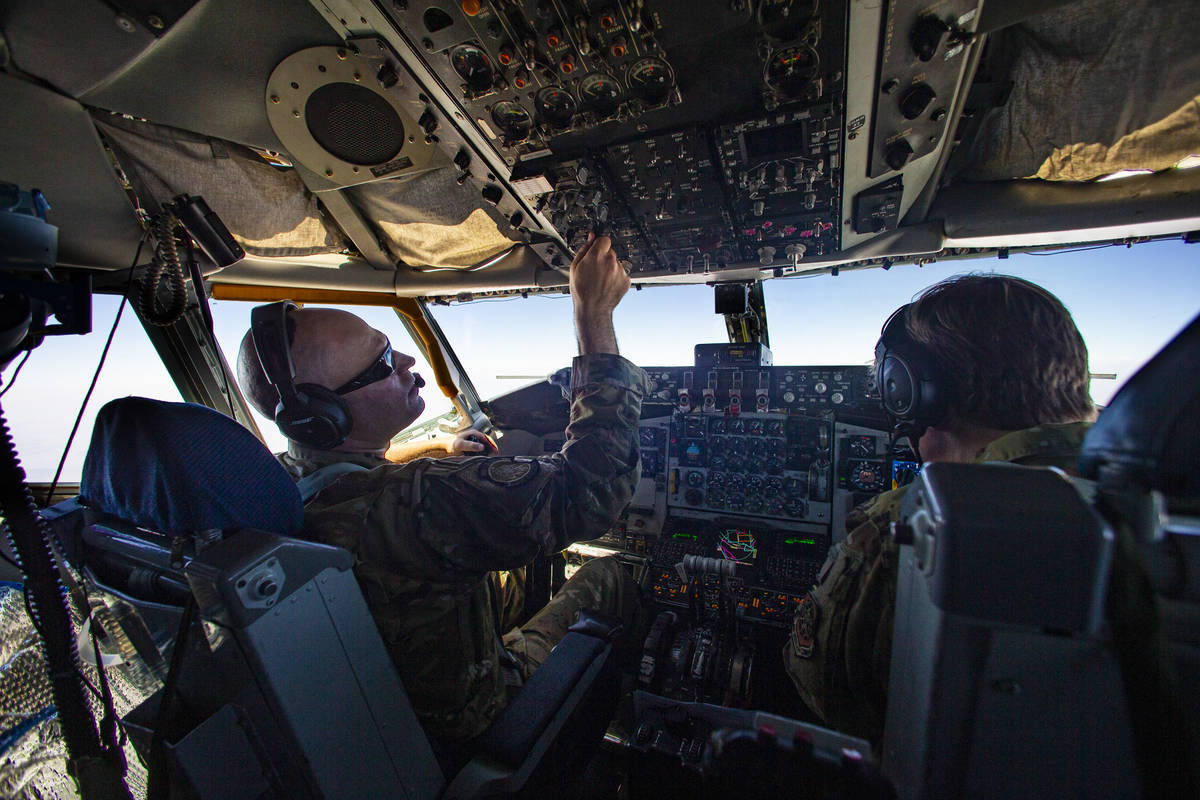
<box><xmin>481</xmin><ymin>184</ymin><xmax>503</xmax><ymax>205</ymax></box>
<box><xmin>900</xmin><ymin>83</ymin><xmax>937</xmax><ymax>120</ymax></box>
<box><xmin>910</xmin><ymin>15</ymin><xmax>950</xmax><ymax>62</ymax></box>
<box><xmin>453</xmin><ymin>148</ymin><xmax>471</xmax><ymax>170</ymax></box>
<box><xmin>377</xmin><ymin>63</ymin><xmax>400</xmax><ymax>89</ymax></box>
<box><xmin>418</xmin><ymin>108</ymin><xmax>438</xmax><ymax>134</ymax></box>
<box><xmin>884</xmin><ymin>138</ymin><xmax>914</xmax><ymax>171</ymax></box>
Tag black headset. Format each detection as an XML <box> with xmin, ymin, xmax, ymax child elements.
<box><xmin>250</xmin><ymin>301</ymin><xmax>352</xmax><ymax>449</ymax></box>
<box><xmin>874</xmin><ymin>303</ymin><xmax>949</xmax><ymax>441</ymax></box>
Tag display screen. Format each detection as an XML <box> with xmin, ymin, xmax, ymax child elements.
<box><xmin>743</xmin><ymin>122</ymin><xmax>807</xmax><ymax>163</ymax></box>
<box><xmin>780</xmin><ymin>535</ymin><xmax>821</xmax><ymax>558</ymax></box>
<box><xmin>717</xmin><ymin>528</ymin><xmax>758</xmax><ymax>564</ymax></box>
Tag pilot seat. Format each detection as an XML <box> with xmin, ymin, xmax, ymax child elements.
<box><xmin>882</xmin><ymin>313</ymin><xmax>1200</xmax><ymax>799</ymax></box>
<box><xmin>52</xmin><ymin>395</ymin><xmax>626</xmax><ymax>799</ymax></box>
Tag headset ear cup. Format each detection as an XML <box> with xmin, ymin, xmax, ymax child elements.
<box><xmin>880</xmin><ymin>344</ymin><xmax>947</xmax><ymax>430</ymax></box>
<box><xmin>879</xmin><ymin>353</ymin><xmax>912</xmax><ymax>417</ymax></box>
<box><xmin>274</xmin><ymin>384</ymin><xmax>352</xmax><ymax>449</ymax></box>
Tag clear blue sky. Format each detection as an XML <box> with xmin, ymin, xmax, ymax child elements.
<box><xmin>2</xmin><ymin>237</ymin><xmax>1197</xmax><ymax>481</ymax></box>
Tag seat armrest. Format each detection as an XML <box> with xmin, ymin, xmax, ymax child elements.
<box><xmin>568</xmin><ymin>609</ymin><xmax>624</xmax><ymax>641</ymax></box>
<box><xmin>474</xmin><ymin>632</ymin><xmax>607</xmax><ymax>768</ymax></box>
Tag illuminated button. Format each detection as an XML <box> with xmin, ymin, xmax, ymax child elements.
<box><xmin>461</xmin><ymin>0</ymin><xmax>482</xmax><ymax>15</ymax></box>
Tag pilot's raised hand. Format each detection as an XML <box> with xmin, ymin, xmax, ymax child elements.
<box><xmin>449</xmin><ymin>428</ymin><xmax>497</xmax><ymax>455</ymax></box>
<box><xmin>570</xmin><ymin>233</ymin><xmax>629</xmax><ymax>355</ymax></box>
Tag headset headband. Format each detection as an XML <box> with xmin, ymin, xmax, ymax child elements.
<box><xmin>250</xmin><ymin>301</ymin><xmax>301</xmax><ymax>405</ymax></box>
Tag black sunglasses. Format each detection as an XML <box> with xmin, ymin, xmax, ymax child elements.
<box><xmin>333</xmin><ymin>339</ymin><xmax>395</xmax><ymax>395</ymax></box>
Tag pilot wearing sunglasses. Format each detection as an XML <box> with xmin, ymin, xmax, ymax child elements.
<box><xmin>234</xmin><ymin>234</ymin><xmax>646</xmax><ymax>753</ymax></box>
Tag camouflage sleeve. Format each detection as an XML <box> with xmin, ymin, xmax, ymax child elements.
<box><xmin>401</xmin><ymin>353</ymin><xmax>647</xmax><ymax>578</ymax></box>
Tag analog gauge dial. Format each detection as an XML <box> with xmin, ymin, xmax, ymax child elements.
<box><xmin>626</xmin><ymin>57</ymin><xmax>675</xmax><ymax>104</ymax></box>
<box><xmin>534</xmin><ymin>85</ymin><xmax>578</xmax><ymax>128</ymax></box>
<box><xmin>578</xmin><ymin>72</ymin><xmax>622</xmax><ymax>115</ymax></box>
<box><xmin>490</xmin><ymin>101</ymin><xmax>532</xmax><ymax>141</ymax></box>
<box><xmin>450</xmin><ymin>44</ymin><xmax>495</xmax><ymax>93</ymax></box>
<box><xmin>764</xmin><ymin>44</ymin><xmax>819</xmax><ymax>98</ymax></box>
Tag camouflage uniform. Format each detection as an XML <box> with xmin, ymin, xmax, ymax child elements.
<box><xmin>783</xmin><ymin>421</ymin><xmax>1092</xmax><ymax>744</ymax></box>
<box><xmin>281</xmin><ymin>353</ymin><xmax>647</xmax><ymax>747</ymax></box>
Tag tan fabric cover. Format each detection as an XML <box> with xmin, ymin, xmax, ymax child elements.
<box><xmin>95</xmin><ymin>114</ymin><xmax>347</xmax><ymax>257</ymax></box>
<box><xmin>1033</xmin><ymin>95</ymin><xmax>1200</xmax><ymax>181</ymax></box>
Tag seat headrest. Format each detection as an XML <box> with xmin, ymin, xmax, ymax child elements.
<box><xmin>79</xmin><ymin>397</ymin><xmax>303</xmax><ymax>537</ymax></box>
<box><xmin>1078</xmin><ymin>313</ymin><xmax>1200</xmax><ymax>497</ymax></box>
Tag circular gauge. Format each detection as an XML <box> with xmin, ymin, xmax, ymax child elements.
<box><xmin>757</xmin><ymin>0</ymin><xmax>818</xmax><ymax>41</ymax></box>
<box><xmin>490</xmin><ymin>101</ymin><xmax>532</xmax><ymax>141</ymax></box>
<box><xmin>764</xmin><ymin>44</ymin><xmax>819</xmax><ymax>98</ymax></box>
<box><xmin>534</xmin><ymin>85</ymin><xmax>578</xmax><ymax>128</ymax></box>
<box><xmin>450</xmin><ymin>44</ymin><xmax>495</xmax><ymax>92</ymax></box>
<box><xmin>578</xmin><ymin>72</ymin><xmax>622</xmax><ymax>114</ymax></box>
<box><xmin>626</xmin><ymin>57</ymin><xmax>675</xmax><ymax>104</ymax></box>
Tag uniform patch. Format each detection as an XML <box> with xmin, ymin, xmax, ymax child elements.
<box><xmin>486</xmin><ymin>459</ymin><xmax>536</xmax><ymax>485</ymax></box>
<box><xmin>792</xmin><ymin>592</ymin><xmax>819</xmax><ymax>658</ymax></box>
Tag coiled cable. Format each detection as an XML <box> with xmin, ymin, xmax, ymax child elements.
<box><xmin>136</xmin><ymin>212</ymin><xmax>187</xmax><ymax>326</ymax></box>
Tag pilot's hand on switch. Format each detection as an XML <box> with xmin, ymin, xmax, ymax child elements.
<box><xmin>570</xmin><ymin>233</ymin><xmax>628</xmax><ymax>355</ymax></box>
<box><xmin>449</xmin><ymin>429</ymin><xmax>497</xmax><ymax>455</ymax></box>
<box><xmin>570</xmin><ymin>233</ymin><xmax>629</xmax><ymax>320</ymax></box>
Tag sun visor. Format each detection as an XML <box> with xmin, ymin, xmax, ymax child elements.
<box><xmin>94</xmin><ymin>114</ymin><xmax>348</xmax><ymax>258</ymax></box>
<box><xmin>348</xmin><ymin>171</ymin><xmax>518</xmax><ymax>270</ymax></box>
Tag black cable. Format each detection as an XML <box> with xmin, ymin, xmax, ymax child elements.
<box><xmin>89</xmin><ymin>623</ymin><xmax>125</xmax><ymax>767</ymax></box>
<box><xmin>136</xmin><ymin>214</ymin><xmax>188</xmax><ymax>326</ymax></box>
<box><xmin>0</xmin><ymin>350</ymin><xmax>33</xmax><ymax>399</ymax></box>
<box><xmin>43</xmin><ymin>239</ymin><xmax>145</xmax><ymax>507</ymax></box>
<box><xmin>146</xmin><ymin>596</ymin><xmax>197</xmax><ymax>800</ymax></box>
<box><xmin>17</xmin><ymin>587</ymin><xmax>105</xmax><ymax>701</ymax></box>
<box><xmin>0</xmin><ymin>407</ymin><xmax>133</xmax><ymax>799</ymax></box>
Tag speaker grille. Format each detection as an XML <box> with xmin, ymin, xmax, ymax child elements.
<box><xmin>305</xmin><ymin>83</ymin><xmax>405</xmax><ymax>165</ymax></box>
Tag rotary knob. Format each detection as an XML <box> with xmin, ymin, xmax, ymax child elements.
<box><xmin>814</xmin><ymin>381</ymin><xmax>827</xmax><ymax>394</ymax></box>
<box><xmin>831</xmin><ymin>392</ymin><xmax>844</xmax><ymax>405</ymax></box>
<box><xmin>782</xmin><ymin>391</ymin><xmax>796</xmax><ymax>403</ymax></box>
<box><xmin>900</xmin><ymin>83</ymin><xmax>937</xmax><ymax>120</ymax></box>
<box><xmin>885</xmin><ymin>138</ymin><xmax>914</xmax><ymax>171</ymax></box>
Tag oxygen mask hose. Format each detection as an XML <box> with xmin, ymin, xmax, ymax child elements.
<box><xmin>0</xmin><ymin>406</ymin><xmax>133</xmax><ymax>799</ymax></box>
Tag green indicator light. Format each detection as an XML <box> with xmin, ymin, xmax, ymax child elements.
<box><xmin>785</xmin><ymin>537</ymin><xmax>816</xmax><ymax>545</ymax></box>
<box><xmin>673</xmin><ymin>532</ymin><xmax>698</xmax><ymax>540</ymax></box>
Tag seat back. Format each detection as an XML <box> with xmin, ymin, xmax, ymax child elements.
<box><xmin>71</xmin><ymin>397</ymin><xmax>444</xmax><ymax>799</ymax></box>
<box><xmin>882</xmin><ymin>462</ymin><xmax>1137</xmax><ymax>800</ymax></box>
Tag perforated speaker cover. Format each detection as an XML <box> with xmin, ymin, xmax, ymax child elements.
<box><xmin>304</xmin><ymin>83</ymin><xmax>404</xmax><ymax>165</ymax></box>
<box><xmin>266</xmin><ymin>45</ymin><xmax>446</xmax><ymax>187</ymax></box>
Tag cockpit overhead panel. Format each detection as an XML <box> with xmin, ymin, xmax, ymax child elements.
<box><xmin>378</xmin><ymin>0</ymin><xmax>850</xmax><ymax>274</ymax></box>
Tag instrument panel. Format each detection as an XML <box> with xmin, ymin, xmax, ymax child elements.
<box><xmin>381</xmin><ymin>0</ymin><xmax>852</xmax><ymax>272</ymax></box>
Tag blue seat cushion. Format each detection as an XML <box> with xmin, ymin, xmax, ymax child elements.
<box><xmin>79</xmin><ymin>396</ymin><xmax>302</xmax><ymax>537</ymax></box>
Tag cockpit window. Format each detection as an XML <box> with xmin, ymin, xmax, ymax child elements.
<box><xmin>427</xmin><ymin>284</ymin><xmax>729</xmax><ymax>401</ymax></box>
<box><xmin>765</xmin><ymin>239</ymin><xmax>1200</xmax><ymax>406</ymax></box>
<box><xmin>2</xmin><ymin>294</ymin><xmax>181</xmax><ymax>483</ymax></box>
<box><xmin>431</xmin><ymin>239</ymin><xmax>1197</xmax><ymax>408</ymax></box>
